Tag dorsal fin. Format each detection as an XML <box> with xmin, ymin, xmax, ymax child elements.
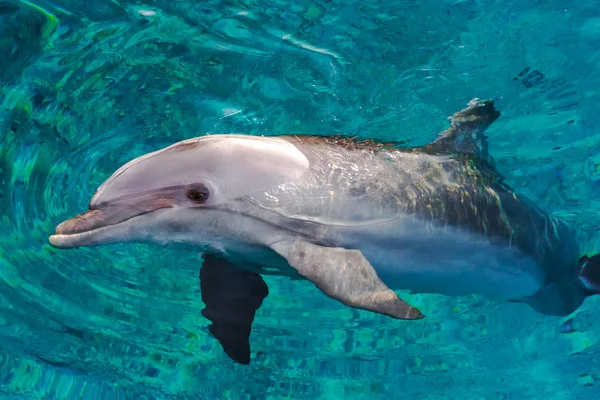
<box><xmin>420</xmin><ymin>98</ymin><xmax>500</xmax><ymax>162</ymax></box>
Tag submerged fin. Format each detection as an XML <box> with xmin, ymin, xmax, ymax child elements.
<box><xmin>513</xmin><ymin>281</ymin><xmax>584</xmax><ymax>317</ymax></box>
<box><xmin>510</xmin><ymin>254</ymin><xmax>600</xmax><ymax>317</ymax></box>
<box><xmin>422</xmin><ymin>98</ymin><xmax>500</xmax><ymax>161</ymax></box>
<box><xmin>270</xmin><ymin>239</ymin><xmax>424</xmax><ymax>320</ymax></box>
<box><xmin>199</xmin><ymin>254</ymin><xmax>269</xmax><ymax>365</ymax></box>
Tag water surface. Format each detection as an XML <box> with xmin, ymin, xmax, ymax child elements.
<box><xmin>1</xmin><ymin>0</ymin><xmax>600</xmax><ymax>398</ymax></box>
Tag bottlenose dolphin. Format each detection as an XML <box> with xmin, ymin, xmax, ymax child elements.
<box><xmin>49</xmin><ymin>99</ymin><xmax>600</xmax><ymax>364</ymax></box>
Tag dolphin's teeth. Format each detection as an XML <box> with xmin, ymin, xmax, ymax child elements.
<box><xmin>55</xmin><ymin>210</ymin><xmax>105</xmax><ymax>235</ymax></box>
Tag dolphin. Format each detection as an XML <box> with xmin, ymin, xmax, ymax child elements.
<box><xmin>49</xmin><ymin>99</ymin><xmax>600</xmax><ymax>364</ymax></box>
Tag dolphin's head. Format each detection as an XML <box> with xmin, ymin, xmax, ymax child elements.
<box><xmin>49</xmin><ymin>134</ymin><xmax>310</xmax><ymax>249</ymax></box>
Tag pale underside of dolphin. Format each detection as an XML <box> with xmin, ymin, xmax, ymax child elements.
<box><xmin>49</xmin><ymin>99</ymin><xmax>600</xmax><ymax>365</ymax></box>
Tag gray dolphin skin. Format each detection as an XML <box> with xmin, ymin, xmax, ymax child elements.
<box><xmin>49</xmin><ymin>99</ymin><xmax>600</xmax><ymax>364</ymax></box>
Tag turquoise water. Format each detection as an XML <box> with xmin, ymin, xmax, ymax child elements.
<box><xmin>1</xmin><ymin>0</ymin><xmax>600</xmax><ymax>398</ymax></box>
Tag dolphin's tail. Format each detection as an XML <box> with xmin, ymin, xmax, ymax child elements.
<box><xmin>578</xmin><ymin>255</ymin><xmax>600</xmax><ymax>296</ymax></box>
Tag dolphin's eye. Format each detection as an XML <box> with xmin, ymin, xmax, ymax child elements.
<box><xmin>186</xmin><ymin>183</ymin><xmax>210</xmax><ymax>204</ymax></box>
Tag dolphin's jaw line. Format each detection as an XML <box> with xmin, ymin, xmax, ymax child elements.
<box><xmin>48</xmin><ymin>209</ymin><xmax>167</xmax><ymax>249</ymax></box>
<box><xmin>49</xmin><ymin>223</ymin><xmax>118</xmax><ymax>249</ymax></box>
<box><xmin>48</xmin><ymin>205</ymin><xmax>232</xmax><ymax>250</ymax></box>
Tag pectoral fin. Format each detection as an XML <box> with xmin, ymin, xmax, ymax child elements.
<box><xmin>199</xmin><ymin>254</ymin><xmax>269</xmax><ymax>364</ymax></box>
<box><xmin>270</xmin><ymin>240</ymin><xmax>424</xmax><ymax>320</ymax></box>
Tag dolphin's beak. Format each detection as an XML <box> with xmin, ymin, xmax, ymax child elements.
<box><xmin>48</xmin><ymin>193</ymin><xmax>177</xmax><ymax>249</ymax></box>
<box><xmin>54</xmin><ymin>209</ymin><xmax>108</xmax><ymax>235</ymax></box>
<box><xmin>49</xmin><ymin>209</ymin><xmax>118</xmax><ymax>249</ymax></box>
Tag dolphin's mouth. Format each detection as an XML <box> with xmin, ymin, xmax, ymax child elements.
<box><xmin>49</xmin><ymin>196</ymin><xmax>177</xmax><ymax>248</ymax></box>
<box><xmin>49</xmin><ymin>223</ymin><xmax>116</xmax><ymax>249</ymax></box>
<box><xmin>48</xmin><ymin>208</ymin><xmax>145</xmax><ymax>249</ymax></box>
<box><xmin>53</xmin><ymin>209</ymin><xmax>113</xmax><ymax>235</ymax></box>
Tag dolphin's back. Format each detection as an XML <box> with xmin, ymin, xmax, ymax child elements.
<box><xmin>234</xmin><ymin>99</ymin><xmax>583</xmax><ymax>314</ymax></box>
<box><xmin>278</xmin><ymin>134</ymin><xmax>576</xmax><ymax>265</ymax></box>
<box><xmin>265</xmin><ymin>133</ymin><xmax>579</xmax><ymax>309</ymax></box>
<box><xmin>238</xmin><ymin>100</ymin><xmax>583</xmax><ymax>316</ymax></box>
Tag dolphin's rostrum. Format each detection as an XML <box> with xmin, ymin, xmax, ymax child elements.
<box><xmin>49</xmin><ymin>99</ymin><xmax>600</xmax><ymax>364</ymax></box>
